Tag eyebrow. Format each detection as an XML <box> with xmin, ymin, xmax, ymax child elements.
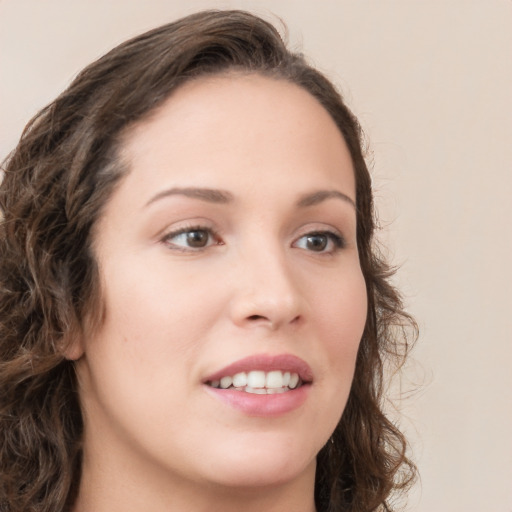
<box><xmin>296</xmin><ymin>190</ymin><xmax>356</xmax><ymax>209</ymax></box>
<box><xmin>145</xmin><ymin>186</ymin><xmax>355</xmax><ymax>209</ymax></box>
<box><xmin>145</xmin><ymin>187</ymin><xmax>234</xmax><ymax>207</ymax></box>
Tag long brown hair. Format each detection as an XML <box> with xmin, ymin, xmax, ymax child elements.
<box><xmin>0</xmin><ymin>10</ymin><xmax>416</xmax><ymax>512</ymax></box>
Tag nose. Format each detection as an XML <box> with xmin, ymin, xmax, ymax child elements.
<box><xmin>228</xmin><ymin>245</ymin><xmax>304</xmax><ymax>331</ymax></box>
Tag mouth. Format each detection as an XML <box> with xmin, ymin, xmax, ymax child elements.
<box><xmin>207</xmin><ymin>369</ymin><xmax>304</xmax><ymax>394</ymax></box>
<box><xmin>203</xmin><ymin>353</ymin><xmax>313</xmax><ymax>394</ymax></box>
<box><xmin>203</xmin><ymin>354</ymin><xmax>312</xmax><ymax>416</ymax></box>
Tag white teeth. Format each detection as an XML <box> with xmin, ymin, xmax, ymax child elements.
<box><xmin>289</xmin><ymin>372</ymin><xmax>299</xmax><ymax>389</ymax></box>
<box><xmin>209</xmin><ymin>370</ymin><xmax>302</xmax><ymax>392</ymax></box>
<box><xmin>245</xmin><ymin>386</ymin><xmax>267</xmax><ymax>394</ymax></box>
<box><xmin>267</xmin><ymin>387</ymin><xmax>286</xmax><ymax>394</ymax></box>
<box><xmin>232</xmin><ymin>372</ymin><xmax>247</xmax><ymax>387</ymax></box>
<box><xmin>220</xmin><ymin>376</ymin><xmax>232</xmax><ymax>389</ymax></box>
<box><xmin>247</xmin><ymin>371</ymin><xmax>266</xmax><ymax>388</ymax></box>
<box><xmin>265</xmin><ymin>370</ymin><xmax>284</xmax><ymax>388</ymax></box>
<box><xmin>288</xmin><ymin>373</ymin><xmax>299</xmax><ymax>389</ymax></box>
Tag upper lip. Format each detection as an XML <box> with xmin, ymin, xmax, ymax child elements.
<box><xmin>203</xmin><ymin>353</ymin><xmax>314</xmax><ymax>383</ymax></box>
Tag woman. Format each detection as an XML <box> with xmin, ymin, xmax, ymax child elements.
<box><xmin>0</xmin><ymin>10</ymin><xmax>416</xmax><ymax>512</ymax></box>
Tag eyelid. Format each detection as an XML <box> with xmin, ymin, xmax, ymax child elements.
<box><xmin>292</xmin><ymin>227</ymin><xmax>347</xmax><ymax>254</ymax></box>
<box><xmin>158</xmin><ymin>221</ymin><xmax>348</xmax><ymax>254</ymax></box>
<box><xmin>294</xmin><ymin>223</ymin><xmax>346</xmax><ymax>241</ymax></box>
<box><xmin>160</xmin><ymin>223</ymin><xmax>222</xmax><ymax>252</ymax></box>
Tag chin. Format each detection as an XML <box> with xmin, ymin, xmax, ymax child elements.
<box><xmin>208</xmin><ymin>459</ymin><xmax>315</xmax><ymax>490</ymax></box>
<box><xmin>196</xmin><ymin>432</ymin><xmax>318</xmax><ymax>489</ymax></box>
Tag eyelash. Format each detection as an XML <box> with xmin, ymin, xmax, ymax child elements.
<box><xmin>161</xmin><ymin>224</ymin><xmax>222</xmax><ymax>252</ymax></box>
<box><xmin>161</xmin><ymin>225</ymin><xmax>346</xmax><ymax>254</ymax></box>
<box><xmin>294</xmin><ymin>231</ymin><xmax>346</xmax><ymax>253</ymax></box>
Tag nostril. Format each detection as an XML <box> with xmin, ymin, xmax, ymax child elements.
<box><xmin>248</xmin><ymin>315</ymin><xmax>266</xmax><ymax>321</ymax></box>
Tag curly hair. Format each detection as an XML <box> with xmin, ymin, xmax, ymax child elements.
<box><xmin>0</xmin><ymin>9</ymin><xmax>417</xmax><ymax>512</ymax></box>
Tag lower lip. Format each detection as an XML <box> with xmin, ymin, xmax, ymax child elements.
<box><xmin>204</xmin><ymin>385</ymin><xmax>310</xmax><ymax>417</ymax></box>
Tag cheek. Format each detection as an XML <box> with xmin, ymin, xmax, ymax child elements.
<box><xmin>99</xmin><ymin>256</ymin><xmax>223</xmax><ymax>349</ymax></box>
<box><xmin>79</xmin><ymin>262</ymin><xmax>223</xmax><ymax>412</ymax></box>
<box><xmin>77</xmin><ymin>267</ymin><xmax>217</xmax><ymax>441</ymax></box>
<box><xmin>320</xmin><ymin>268</ymin><xmax>367</xmax><ymax>342</ymax></box>
<box><xmin>314</xmin><ymin>267</ymin><xmax>367</xmax><ymax>389</ymax></box>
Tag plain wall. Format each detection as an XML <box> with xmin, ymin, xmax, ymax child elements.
<box><xmin>1</xmin><ymin>1</ymin><xmax>511</xmax><ymax>510</ymax></box>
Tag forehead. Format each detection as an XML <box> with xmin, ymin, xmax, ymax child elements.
<box><xmin>116</xmin><ymin>73</ymin><xmax>355</xmax><ymax>203</ymax></box>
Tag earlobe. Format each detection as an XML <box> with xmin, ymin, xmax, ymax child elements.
<box><xmin>60</xmin><ymin>335</ymin><xmax>85</xmax><ymax>361</ymax></box>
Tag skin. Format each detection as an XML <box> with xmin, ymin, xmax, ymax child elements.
<box><xmin>72</xmin><ymin>74</ymin><xmax>368</xmax><ymax>512</ymax></box>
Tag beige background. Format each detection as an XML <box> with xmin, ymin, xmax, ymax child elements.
<box><xmin>1</xmin><ymin>1</ymin><xmax>511</xmax><ymax>510</ymax></box>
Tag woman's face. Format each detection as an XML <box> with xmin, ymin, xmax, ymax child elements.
<box><xmin>75</xmin><ymin>74</ymin><xmax>367</xmax><ymax>494</ymax></box>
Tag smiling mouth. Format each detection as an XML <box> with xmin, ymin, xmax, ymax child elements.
<box><xmin>207</xmin><ymin>370</ymin><xmax>304</xmax><ymax>394</ymax></box>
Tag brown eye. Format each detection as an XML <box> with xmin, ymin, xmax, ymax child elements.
<box><xmin>305</xmin><ymin>234</ymin><xmax>328</xmax><ymax>251</ymax></box>
<box><xmin>163</xmin><ymin>227</ymin><xmax>218</xmax><ymax>251</ymax></box>
<box><xmin>293</xmin><ymin>231</ymin><xmax>345</xmax><ymax>253</ymax></box>
<box><xmin>185</xmin><ymin>230</ymin><xmax>209</xmax><ymax>247</ymax></box>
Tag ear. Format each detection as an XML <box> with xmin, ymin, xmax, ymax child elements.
<box><xmin>60</xmin><ymin>333</ymin><xmax>85</xmax><ymax>361</ymax></box>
